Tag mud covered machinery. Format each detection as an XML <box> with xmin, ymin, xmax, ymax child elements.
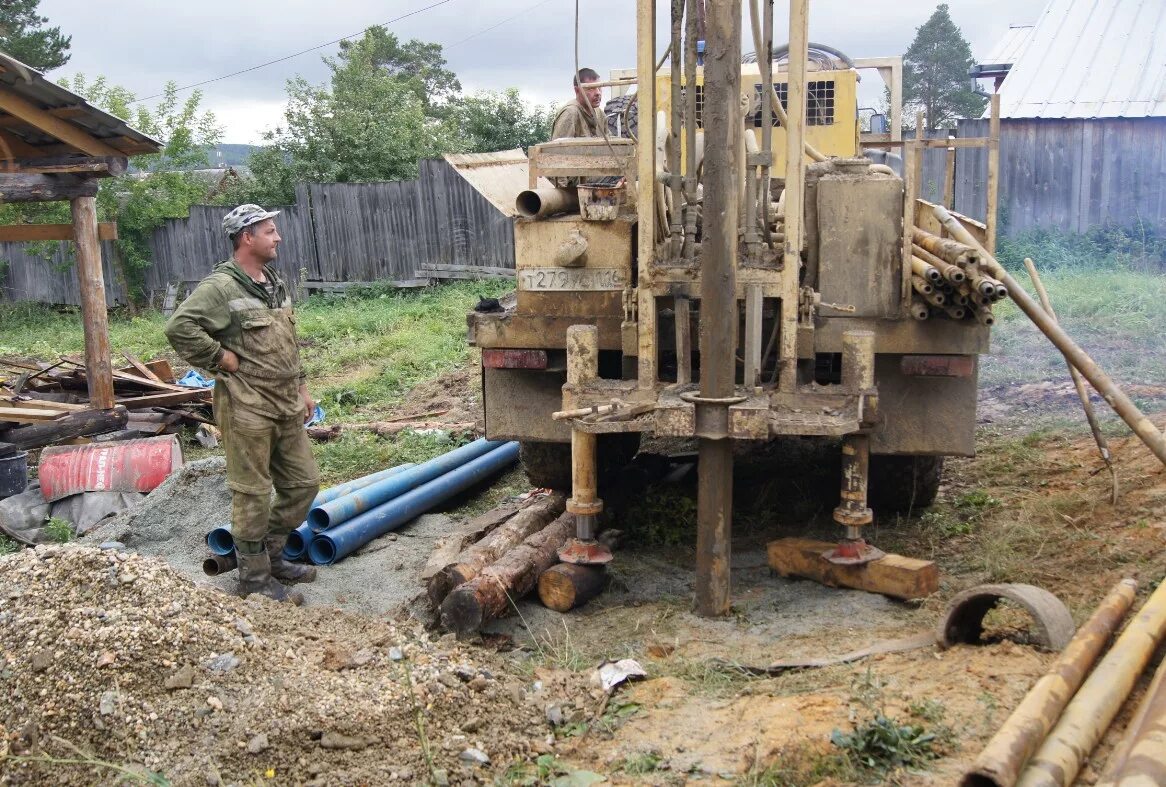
<box><xmin>458</xmin><ymin>0</ymin><xmax>1008</xmax><ymax>614</ymax></box>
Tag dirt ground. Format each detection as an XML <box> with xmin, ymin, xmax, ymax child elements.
<box><xmin>2</xmin><ymin>361</ymin><xmax>1165</xmax><ymax>785</ymax></box>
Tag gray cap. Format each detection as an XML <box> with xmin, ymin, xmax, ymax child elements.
<box><xmin>222</xmin><ymin>203</ymin><xmax>280</xmax><ymax>237</ymax></box>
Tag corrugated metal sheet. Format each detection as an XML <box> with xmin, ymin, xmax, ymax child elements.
<box><xmin>0</xmin><ymin>52</ymin><xmax>162</xmax><ymax>153</ymax></box>
<box><xmin>979</xmin><ymin>24</ymin><xmax>1035</xmax><ymax>67</ymax></box>
<box><xmin>444</xmin><ymin>149</ymin><xmax>552</xmax><ymax>218</ymax></box>
<box><xmin>998</xmin><ymin>0</ymin><xmax>1166</xmax><ymax>118</ymax></box>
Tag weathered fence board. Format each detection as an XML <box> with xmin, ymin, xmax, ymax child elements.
<box><xmin>0</xmin><ymin>240</ymin><xmax>127</xmax><ymax>306</ymax></box>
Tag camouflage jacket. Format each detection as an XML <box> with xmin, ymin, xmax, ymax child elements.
<box><xmin>164</xmin><ymin>260</ymin><xmax>306</xmax><ymax>418</ymax></box>
<box><xmin>551</xmin><ymin>101</ymin><xmax>606</xmax><ymax>139</ymax></box>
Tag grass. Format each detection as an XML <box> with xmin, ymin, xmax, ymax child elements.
<box><xmin>0</xmin><ymin>534</ymin><xmax>20</xmax><ymax>555</ymax></box>
<box><xmin>0</xmin><ymin>281</ymin><xmax>512</xmax><ymax>490</ymax></box>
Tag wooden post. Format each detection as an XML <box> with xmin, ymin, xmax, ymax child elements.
<box><xmin>71</xmin><ymin>194</ymin><xmax>115</xmax><ymax>410</ymax></box>
<box><xmin>986</xmin><ymin>93</ymin><xmax>1001</xmax><ymax>254</ymax></box>
<box><xmin>778</xmin><ymin>0</ymin><xmax>809</xmax><ymax>392</ymax></box>
<box><xmin>902</xmin><ymin>140</ymin><xmax>918</xmax><ymax>311</ymax></box>
<box><xmin>944</xmin><ymin>138</ymin><xmax>956</xmax><ymax>210</ymax></box>
<box><xmin>636</xmin><ymin>0</ymin><xmax>658</xmax><ymax>389</ymax></box>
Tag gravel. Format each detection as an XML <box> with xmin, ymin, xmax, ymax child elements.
<box><xmin>0</xmin><ymin>545</ymin><xmax>561</xmax><ymax>785</ymax></box>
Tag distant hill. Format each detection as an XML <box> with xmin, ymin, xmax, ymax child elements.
<box><xmin>206</xmin><ymin>144</ymin><xmax>260</xmax><ymax>167</ymax></box>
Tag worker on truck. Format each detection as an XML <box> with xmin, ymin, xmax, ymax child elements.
<box><xmin>164</xmin><ymin>204</ymin><xmax>319</xmax><ymax>605</ymax></box>
<box><xmin>552</xmin><ymin>67</ymin><xmax>606</xmax><ymax>139</ymax></box>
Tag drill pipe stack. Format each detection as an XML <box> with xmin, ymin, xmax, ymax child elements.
<box><xmin>909</xmin><ymin>227</ymin><xmax>1008</xmax><ymax>325</ymax></box>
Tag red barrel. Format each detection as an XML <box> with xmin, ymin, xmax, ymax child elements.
<box><xmin>39</xmin><ymin>436</ymin><xmax>184</xmax><ymax>502</ymax></box>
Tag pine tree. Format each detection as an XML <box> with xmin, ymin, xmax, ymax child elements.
<box><xmin>0</xmin><ymin>0</ymin><xmax>71</xmax><ymax>71</ymax></box>
<box><xmin>902</xmin><ymin>4</ymin><xmax>986</xmax><ymax>129</ymax></box>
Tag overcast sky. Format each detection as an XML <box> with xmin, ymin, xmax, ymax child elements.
<box><xmin>43</xmin><ymin>0</ymin><xmax>1049</xmax><ymax>145</ymax></box>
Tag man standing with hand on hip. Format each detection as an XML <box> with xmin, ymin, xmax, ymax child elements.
<box><xmin>165</xmin><ymin>204</ymin><xmax>319</xmax><ymax>604</ymax></box>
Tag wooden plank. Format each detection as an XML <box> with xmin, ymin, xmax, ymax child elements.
<box><xmin>121</xmin><ymin>352</ymin><xmax>164</xmax><ymax>383</ymax></box>
<box><xmin>0</xmin><ymin>397</ymin><xmax>85</xmax><ymax>412</ymax></box>
<box><xmin>0</xmin><ymin>88</ymin><xmax>124</xmax><ymax>158</ymax></box>
<box><xmin>0</xmin><ymin>406</ymin><xmax>69</xmax><ymax>422</ymax></box>
<box><xmin>116</xmin><ymin>390</ymin><xmax>210</xmax><ymax>409</ymax></box>
<box><xmin>767</xmin><ymin>537</ymin><xmax>939</xmax><ymax>600</ymax></box>
<box><xmin>0</xmin><ymin>222</ymin><xmax>117</xmax><ymax>242</ymax></box>
<box><xmin>986</xmin><ymin>94</ymin><xmax>1000</xmax><ymax>253</ymax></box>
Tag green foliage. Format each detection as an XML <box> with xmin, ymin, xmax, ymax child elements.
<box><xmin>450</xmin><ymin>89</ymin><xmax>553</xmax><ymax>153</ymax></box>
<box><xmin>44</xmin><ymin>517</ymin><xmax>73</xmax><ymax>543</ymax></box>
<box><xmin>830</xmin><ymin>716</ymin><xmax>941</xmax><ymax>778</ymax></box>
<box><xmin>227</xmin><ymin>28</ymin><xmax>462</xmax><ymax>205</ymax></box>
<box><xmin>619</xmin><ymin>751</ymin><xmax>662</xmax><ymax>774</ymax></box>
<box><xmin>0</xmin><ymin>534</ymin><xmax>20</xmax><ymax>555</ymax></box>
<box><xmin>902</xmin><ymin>4</ymin><xmax>986</xmax><ymax>128</ymax></box>
<box><xmin>0</xmin><ymin>0</ymin><xmax>71</xmax><ymax>71</ymax></box>
<box><xmin>996</xmin><ymin>222</ymin><xmax>1166</xmax><ymax>273</ymax></box>
<box><xmin>620</xmin><ymin>485</ymin><xmax>698</xmax><ymax>546</ymax></box>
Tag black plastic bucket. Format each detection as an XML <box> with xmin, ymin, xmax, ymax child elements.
<box><xmin>0</xmin><ymin>451</ymin><xmax>29</xmax><ymax>499</ymax></box>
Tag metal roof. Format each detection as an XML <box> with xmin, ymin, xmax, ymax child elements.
<box><xmin>979</xmin><ymin>25</ymin><xmax>1035</xmax><ymax>68</ymax></box>
<box><xmin>997</xmin><ymin>0</ymin><xmax>1166</xmax><ymax>119</ymax></box>
<box><xmin>0</xmin><ymin>51</ymin><xmax>162</xmax><ymax>157</ymax></box>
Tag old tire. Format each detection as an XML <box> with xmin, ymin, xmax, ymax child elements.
<box><xmin>869</xmin><ymin>455</ymin><xmax>943</xmax><ymax>513</ymax></box>
<box><xmin>519</xmin><ymin>435</ymin><xmax>641</xmax><ymax>492</ymax></box>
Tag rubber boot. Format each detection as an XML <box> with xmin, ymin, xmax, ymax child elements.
<box><xmin>235</xmin><ymin>549</ymin><xmax>304</xmax><ymax>605</ymax></box>
<box><xmin>266</xmin><ymin>536</ymin><xmax>318</xmax><ymax>584</ymax></box>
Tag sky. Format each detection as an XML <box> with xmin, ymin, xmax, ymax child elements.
<box><xmin>43</xmin><ymin>0</ymin><xmax>1050</xmax><ymax>145</ymax></box>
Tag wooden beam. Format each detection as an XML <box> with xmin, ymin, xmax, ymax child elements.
<box><xmin>0</xmin><ymin>88</ymin><xmax>124</xmax><ymax>158</ymax></box>
<box><xmin>12</xmin><ymin>155</ymin><xmax>128</xmax><ymax>176</ymax></box>
<box><xmin>70</xmin><ymin>195</ymin><xmax>115</xmax><ymax>410</ymax></box>
<box><xmin>121</xmin><ymin>352</ymin><xmax>164</xmax><ymax>384</ymax></box>
<box><xmin>0</xmin><ymin>173</ymin><xmax>98</xmax><ymax>202</ymax></box>
<box><xmin>767</xmin><ymin>537</ymin><xmax>939</xmax><ymax>600</ymax></box>
<box><xmin>0</xmin><ymin>128</ymin><xmax>40</xmax><ymax>157</ymax></box>
<box><xmin>987</xmin><ymin>93</ymin><xmax>1001</xmax><ymax>254</ymax></box>
<box><xmin>0</xmin><ymin>222</ymin><xmax>116</xmax><ymax>242</ymax></box>
<box><xmin>0</xmin><ymin>407</ymin><xmax>68</xmax><ymax>424</ymax></box>
<box><xmin>116</xmin><ymin>390</ymin><xmax>211</xmax><ymax>409</ymax></box>
<box><xmin>0</xmin><ymin>106</ymin><xmax>87</xmax><ymax>130</ymax></box>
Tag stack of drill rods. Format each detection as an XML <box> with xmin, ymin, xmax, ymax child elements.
<box><xmin>910</xmin><ymin>228</ymin><xmax>1008</xmax><ymax>324</ymax></box>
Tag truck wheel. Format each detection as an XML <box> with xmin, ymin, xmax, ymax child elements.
<box><xmin>519</xmin><ymin>434</ymin><xmax>642</xmax><ymax>492</ymax></box>
<box><xmin>869</xmin><ymin>455</ymin><xmax>944</xmax><ymax>513</ymax></box>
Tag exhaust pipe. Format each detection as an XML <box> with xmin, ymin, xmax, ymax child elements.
<box><xmin>516</xmin><ymin>187</ymin><xmax>578</xmax><ymax>219</ymax></box>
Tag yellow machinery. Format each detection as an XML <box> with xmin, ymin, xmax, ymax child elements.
<box><xmin>461</xmin><ymin>0</ymin><xmax>1006</xmax><ymax>614</ymax></box>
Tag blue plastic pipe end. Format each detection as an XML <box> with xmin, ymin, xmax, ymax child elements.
<box><xmin>206</xmin><ymin>526</ymin><xmax>235</xmax><ymax>556</ymax></box>
<box><xmin>283</xmin><ymin>523</ymin><xmax>313</xmax><ymax>560</ymax></box>
<box><xmin>308</xmin><ymin>537</ymin><xmax>337</xmax><ymax>565</ymax></box>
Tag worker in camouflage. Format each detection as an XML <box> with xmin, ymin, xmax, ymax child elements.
<box><xmin>165</xmin><ymin>204</ymin><xmax>320</xmax><ymax>605</ymax></box>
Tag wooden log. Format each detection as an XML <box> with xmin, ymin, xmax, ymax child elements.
<box><xmin>0</xmin><ymin>173</ymin><xmax>98</xmax><ymax>202</ymax></box>
<box><xmin>0</xmin><ymin>406</ymin><xmax>128</xmax><ymax>450</ymax></box>
<box><xmin>440</xmin><ymin>512</ymin><xmax>576</xmax><ymax>636</ymax></box>
<box><xmin>0</xmin><ymin>222</ymin><xmax>117</xmax><ymax>241</ymax></box>
<box><xmin>420</xmin><ymin>499</ymin><xmax>528</xmax><ymax>581</ymax></box>
<box><xmin>767</xmin><ymin>537</ymin><xmax>939</xmax><ymax>600</ymax></box>
<box><xmin>12</xmin><ymin>155</ymin><xmax>128</xmax><ymax>177</ymax></box>
<box><xmin>71</xmin><ymin>196</ymin><xmax>115</xmax><ymax>410</ymax></box>
<box><xmin>538</xmin><ymin>563</ymin><xmax>609</xmax><ymax>612</ymax></box>
<box><xmin>428</xmin><ymin>493</ymin><xmax>566</xmax><ymax>607</ymax></box>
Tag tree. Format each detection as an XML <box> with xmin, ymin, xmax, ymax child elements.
<box><xmin>902</xmin><ymin>4</ymin><xmax>986</xmax><ymax>129</ymax></box>
<box><xmin>450</xmin><ymin>89</ymin><xmax>552</xmax><ymax>153</ymax></box>
<box><xmin>231</xmin><ymin>29</ymin><xmax>461</xmax><ymax>205</ymax></box>
<box><xmin>337</xmin><ymin>26</ymin><xmax>460</xmax><ymax>112</ymax></box>
<box><xmin>0</xmin><ymin>0</ymin><xmax>71</xmax><ymax>71</ymax></box>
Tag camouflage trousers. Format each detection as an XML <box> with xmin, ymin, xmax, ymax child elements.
<box><xmin>215</xmin><ymin>385</ymin><xmax>320</xmax><ymax>549</ymax></box>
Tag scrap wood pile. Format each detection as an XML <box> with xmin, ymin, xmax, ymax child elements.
<box><xmin>0</xmin><ymin>353</ymin><xmax>211</xmax><ymax>451</ymax></box>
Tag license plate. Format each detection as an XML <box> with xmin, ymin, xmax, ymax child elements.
<box><xmin>518</xmin><ymin>267</ymin><xmax>628</xmax><ymax>291</ymax></box>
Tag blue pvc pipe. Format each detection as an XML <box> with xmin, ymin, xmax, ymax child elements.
<box><xmin>308</xmin><ymin>438</ymin><xmax>508</xmax><ymax>533</ymax></box>
<box><xmin>204</xmin><ymin>462</ymin><xmax>419</xmax><ymax>559</ymax></box>
<box><xmin>309</xmin><ymin>441</ymin><xmax>519</xmax><ymax>565</ymax></box>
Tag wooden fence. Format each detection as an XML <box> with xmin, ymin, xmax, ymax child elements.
<box><xmin>0</xmin><ymin>158</ymin><xmax>516</xmax><ymax>306</ymax></box>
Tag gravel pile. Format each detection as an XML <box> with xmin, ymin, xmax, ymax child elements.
<box><xmin>0</xmin><ymin>546</ymin><xmax>556</xmax><ymax>785</ymax></box>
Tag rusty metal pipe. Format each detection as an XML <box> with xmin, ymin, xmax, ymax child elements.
<box><xmin>682</xmin><ymin>0</ymin><xmax>699</xmax><ymax>260</ymax></box>
<box><xmin>668</xmin><ymin>0</ymin><xmax>684</xmax><ymax>254</ymax></box>
<box><xmin>202</xmin><ymin>553</ymin><xmax>238</xmax><ymax>576</ymax></box>
<box><xmin>912</xmin><ymin>226</ymin><xmax>978</xmax><ymax>266</ymax></box>
<box><xmin>913</xmin><ymin>243</ymin><xmax>966</xmax><ymax>283</ymax></box>
<box><xmin>962</xmin><ymin>578</ymin><xmax>1138</xmax><ymax>787</ymax></box>
<box><xmin>565</xmin><ymin>325</ymin><xmax>602</xmax><ymax>544</ymax></box>
<box><xmin>1024</xmin><ymin>257</ymin><xmax>1117</xmax><ymax>504</ymax></box>
<box><xmin>935</xmin><ymin>205</ymin><xmax>1166</xmax><ymax>469</ymax></box>
<box><xmin>1016</xmin><ymin>577</ymin><xmax>1166</xmax><ymax>787</ymax></box>
<box><xmin>516</xmin><ymin>187</ymin><xmax>579</xmax><ymax>219</ymax></box>
<box><xmin>911</xmin><ymin>256</ymin><xmax>942</xmax><ymax>284</ymax></box>
<box><xmin>1094</xmin><ymin>642</ymin><xmax>1166</xmax><ymax>787</ymax></box>
<box><xmin>694</xmin><ymin>0</ymin><xmax>740</xmax><ymax>618</ymax></box>
<box><xmin>910</xmin><ymin>297</ymin><xmax>930</xmax><ymax>321</ymax></box>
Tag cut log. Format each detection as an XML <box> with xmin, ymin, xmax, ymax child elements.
<box><xmin>427</xmin><ymin>492</ymin><xmax>566</xmax><ymax>607</ymax></box>
<box><xmin>538</xmin><ymin>563</ymin><xmax>609</xmax><ymax>612</ymax></box>
<box><xmin>0</xmin><ymin>406</ymin><xmax>128</xmax><ymax>450</ymax></box>
<box><xmin>767</xmin><ymin>537</ymin><xmax>939</xmax><ymax>600</ymax></box>
<box><xmin>440</xmin><ymin>511</ymin><xmax>575</xmax><ymax>636</ymax></box>
<box><xmin>0</xmin><ymin>173</ymin><xmax>98</xmax><ymax>202</ymax></box>
<box><xmin>420</xmin><ymin>499</ymin><xmax>527</xmax><ymax>581</ymax></box>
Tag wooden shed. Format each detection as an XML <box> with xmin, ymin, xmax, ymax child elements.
<box><xmin>0</xmin><ymin>52</ymin><xmax>162</xmax><ymax>409</ymax></box>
